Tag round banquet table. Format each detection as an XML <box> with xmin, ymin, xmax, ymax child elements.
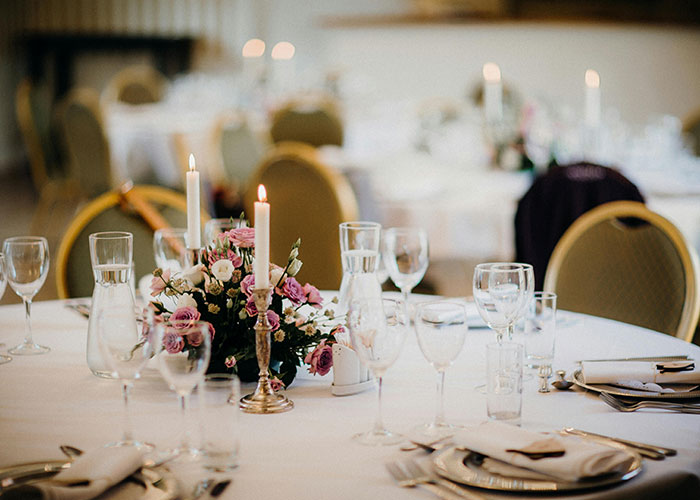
<box><xmin>0</xmin><ymin>297</ymin><xmax>698</xmax><ymax>500</ymax></box>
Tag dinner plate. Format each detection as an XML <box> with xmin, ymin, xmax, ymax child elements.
<box><xmin>572</xmin><ymin>369</ymin><xmax>700</xmax><ymax>399</ymax></box>
<box><xmin>0</xmin><ymin>460</ymin><xmax>178</xmax><ymax>499</ymax></box>
<box><xmin>432</xmin><ymin>446</ymin><xmax>642</xmax><ymax>492</ymax></box>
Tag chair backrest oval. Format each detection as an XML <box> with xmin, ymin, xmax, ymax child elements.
<box><xmin>244</xmin><ymin>142</ymin><xmax>359</xmax><ymax>290</ymax></box>
<box><xmin>55</xmin><ymin>185</ymin><xmax>209</xmax><ymax>299</ymax></box>
<box><xmin>270</xmin><ymin>98</ymin><xmax>343</xmax><ymax>148</ymax></box>
<box><xmin>103</xmin><ymin>65</ymin><xmax>168</xmax><ymax>105</ymax></box>
<box><xmin>544</xmin><ymin>201</ymin><xmax>700</xmax><ymax>341</ymax></box>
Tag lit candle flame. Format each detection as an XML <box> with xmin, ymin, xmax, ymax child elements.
<box><xmin>242</xmin><ymin>38</ymin><xmax>265</xmax><ymax>58</ymax></box>
<box><xmin>271</xmin><ymin>41</ymin><xmax>295</xmax><ymax>61</ymax></box>
<box><xmin>257</xmin><ymin>184</ymin><xmax>267</xmax><ymax>202</ymax></box>
<box><xmin>482</xmin><ymin>62</ymin><xmax>501</xmax><ymax>83</ymax></box>
<box><xmin>585</xmin><ymin>69</ymin><xmax>600</xmax><ymax>89</ymax></box>
<box><xmin>188</xmin><ymin>154</ymin><xmax>196</xmax><ymax>172</ymax></box>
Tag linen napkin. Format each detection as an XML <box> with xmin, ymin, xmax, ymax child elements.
<box><xmin>582</xmin><ymin>360</ymin><xmax>699</xmax><ymax>386</ymax></box>
<box><xmin>1</xmin><ymin>446</ymin><xmax>144</xmax><ymax>500</ymax></box>
<box><xmin>452</xmin><ymin>421</ymin><xmax>635</xmax><ymax>482</ymax></box>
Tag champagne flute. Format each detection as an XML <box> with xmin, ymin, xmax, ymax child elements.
<box><xmin>97</xmin><ymin>305</ymin><xmax>155</xmax><ymax>450</ymax></box>
<box><xmin>155</xmin><ymin>320</ymin><xmax>211</xmax><ymax>460</ymax></box>
<box><xmin>414</xmin><ymin>301</ymin><xmax>468</xmax><ymax>438</ymax></box>
<box><xmin>347</xmin><ymin>297</ymin><xmax>407</xmax><ymax>445</ymax></box>
<box><xmin>473</xmin><ymin>262</ymin><xmax>526</xmax><ymax>344</ymax></box>
<box><xmin>382</xmin><ymin>227</ymin><xmax>429</xmax><ymax>307</ymax></box>
<box><xmin>3</xmin><ymin>236</ymin><xmax>50</xmax><ymax>355</ymax></box>
<box><xmin>153</xmin><ymin>228</ymin><xmax>189</xmax><ymax>273</ymax></box>
<box><xmin>0</xmin><ymin>253</ymin><xmax>11</xmax><ymax>364</ymax></box>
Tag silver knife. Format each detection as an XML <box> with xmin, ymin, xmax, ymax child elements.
<box><xmin>575</xmin><ymin>355</ymin><xmax>690</xmax><ymax>364</ymax></box>
<box><xmin>562</xmin><ymin>428</ymin><xmax>676</xmax><ymax>458</ymax></box>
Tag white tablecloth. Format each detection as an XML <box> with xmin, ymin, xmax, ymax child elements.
<box><xmin>1</xmin><ymin>298</ymin><xmax>698</xmax><ymax>499</ymax></box>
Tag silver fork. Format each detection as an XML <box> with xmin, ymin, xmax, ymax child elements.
<box><xmin>599</xmin><ymin>392</ymin><xmax>700</xmax><ymax>413</ymax></box>
<box><xmin>386</xmin><ymin>459</ymin><xmax>485</xmax><ymax>500</ymax></box>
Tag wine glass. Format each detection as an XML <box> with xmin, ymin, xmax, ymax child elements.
<box><xmin>414</xmin><ymin>300</ymin><xmax>468</xmax><ymax>438</ymax></box>
<box><xmin>473</xmin><ymin>262</ymin><xmax>526</xmax><ymax>344</ymax></box>
<box><xmin>97</xmin><ymin>305</ymin><xmax>155</xmax><ymax>450</ymax></box>
<box><xmin>382</xmin><ymin>227</ymin><xmax>429</xmax><ymax>307</ymax></box>
<box><xmin>155</xmin><ymin>319</ymin><xmax>211</xmax><ymax>460</ymax></box>
<box><xmin>512</xmin><ymin>263</ymin><xmax>535</xmax><ymax>339</ymax></box>
<box><xmin>153</xmin><ymin>228</ymin><xmax>189</xmax><ymax>273</ymax></box>
<box><xmin>347</xmin><ymin>297</ymin><xmax>407</xmax><ymax>445</ymax></box>
<box><xmin>0</xmin><ymin>253</ymin><xmax>11</xmax><ymax>364</ymax></box>
<box><xmin>3</xmin><ymin>236</ymin><xmax>50</xmax><ymax>355</ymax></box>
<box><xmin>204</xmin><ymin>218</ymin><xmax>245</xmax><ymax>246</ymax></box>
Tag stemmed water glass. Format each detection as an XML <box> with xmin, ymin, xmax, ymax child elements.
<box><xmin>204</xmin><ymin>218</ymin><xmax>245</xmax><ymax>246</ymax></box>
<box><xmin>155</xmin><ymin>320</ymin><xmax>211</xmax><ymax>460</ymax></box>
<box><xmin>473</xmin><ymin>262</ymin><xmax>527</xmax><ymax>344</ymax></box>
<box><xmin>3</xmin><ymin>236</ymin><xmax>50</xmax><ymax>355</ymax></box>
<box><xmin>0</xmin><ymin>253</ymin><xmax>11</xmax><ymax>364</ymax></box>
<box><xmin>97</xmin><ymin>305</ymin><xmax>155</xmax><ymax>450</ymax></box>
<box><xmin>414</xmin><ymin>301</ymin><xmax>468</xmax><ymax>438</ymax></box>
<box><xmin>153</xmin><ymin>228</ymin><xmax>189</xmax><ymax>273</ymax></box>
<box><xmin>382</xmin><ymin>227</ymin><xmax>429</xmax><ymax>306</ymax></box>
<box><xmin>347</xmin><ymin>297</ymin><xmax>407</xmax><ymax>445</ymax></box>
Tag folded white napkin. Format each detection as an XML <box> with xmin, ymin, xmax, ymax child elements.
<box><xmin>582</xmin><ymin>361</ymin><xmax>699</xmax><ymax>385</ymax></box>
<box><xmin>452</xmin><ymin>421</ymin><xmax>635</xmax><ymax>482</ymax></box>
<box><xmin>2</xmin><ymin>447</ymin><xmax>144</xmax><ymax>500</ymax></box>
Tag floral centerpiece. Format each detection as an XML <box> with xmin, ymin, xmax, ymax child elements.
<box><xmin>149</xmin><ymin>223</ymin><xmax>339</xmax><ymax>389</ymax></box>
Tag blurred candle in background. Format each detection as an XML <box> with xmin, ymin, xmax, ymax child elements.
<box><xmin>483</xmin><ymin>62</ymin><xmax>503</xmax><ymax>122</ymax></box>
<box><xmin>270</xmin><ymin>41</ymin><xmax>296</xmax><ymax>93</ymax></box>
<box><xmin>254</xmin><ymin>184</ymin><xmax>270</xmax><ymax>289</ymax></box>
<box><xmin>584</xmin><ymin>69</ymin><xmax>601</xmax><ymax>128</ymax></box>
<box><xmin>186</xmin><ymin>154</ymin><xmax>201</xmax><ymax>249</ymax></box>
<box><xmin>242</xmin><ymin>38</ymin><xmax>266</xmax><ymax>82</ymax></box>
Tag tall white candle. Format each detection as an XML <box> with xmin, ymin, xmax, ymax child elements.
<box><xmin>584</xmin><ymin>69</ymin><xmax>601</xmax><ymax>128</ymax></box>
<box><xmin>186</xmin><ymin>154</ymin><xmax>201</xmax><ymax>249</ymax></box>
<box><xmin>242</xmin><ymin>38</ymin><xmax>266</xmax><ymax>83</ymax></box>
<box><xmin>271</xmin><ymin>41</ymin><xmax>296</xmax><ymax>94</ymax></box>
<box><xmin>483</xmin><ymin>62</ymin><xmax>503</xmax><ymax>123</ymax></box>
<box><xmin>254</xmin><ymin>184</ymin><xmax>270</xmax><ymax>289</ymax></box>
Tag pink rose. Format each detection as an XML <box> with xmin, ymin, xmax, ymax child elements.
<box><xmin>304</xmin><ymin>340</ymin><xmax>333</xmax><ymax>376</ymax></box>
<box><xmin>281</xmin><ymin>277</ymin><xmax>305</xmax><ymax>305</ymax></box>
<box><xmin>245</xmin><ymin>296</ymin><xmax>258</xmax><ymax>317</ymax></box>
<box><xmin>240</xmin><ymin>274</ymin><xmax>255</xmax><ymax>297</ymax></box>
<box><xmin>150</xmin><ymin>269</ymin><xmax>171</xmax><ymax>297</ymax></box>
<box><xmin>164</xmin><ymin>331</ymin><xmax>184</xmax><ymax>353</ymax></box>
<box><xmin>171</xmin><ymin>306</ymin><xmax>201</xmax><ymax>325</ymax></box>
<box><xmin>267</xmin><ymin>310</ymin><xmax>280</xmax><ymax>332</ymax></box>
<box><xmin>228</xmin><ymin>227</ymin><xmax>256</xmax><ymax>248</ymax></box>
<box><xmin>187</xmin><ymin>329</ymin><xmax>203</xmax><ymax>346</ymax></box>
<box><xmin>302</xmin><ymin>283</ymin><xmax>323</xmax><ymax>309</ymax></box>
<box><xmin>207</xmin><ymin>247</ymin><xmax>242</xmax><ymax>268</ymax></box>
<box><xmin>225</xmin><ymin>355</ymin><xmax>236</xmax><ymax>368</ymax></box>
<box><xmin>269</xmin><ymin>377</ymin><xmax>285</xmax><ymax>392</ymax></box>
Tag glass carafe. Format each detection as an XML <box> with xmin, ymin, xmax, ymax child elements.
<box><xmin>337</xmin><ymin>222</ymin><xmax>383</xmax><ymax>320</ymax></box>
<box><xmin>87</xmin><ymin>231</ymin><xmax>135</xmax><ymax>378</ymax></box>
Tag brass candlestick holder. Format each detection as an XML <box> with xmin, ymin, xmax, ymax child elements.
<box><xmin>240</xmin><ymin>288</ymin><xmax>294</xmax><ymax>414</ymax></box>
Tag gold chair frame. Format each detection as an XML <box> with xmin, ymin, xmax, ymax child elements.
<box><xmin>544</xmin><ymin>201</ymin><xmax>700</xmax><ymax>341</ymax></box>
<box><xmin>55</xmin><ymin>185</ymin><xmax>208</xmax><ymax>299</ymax></box>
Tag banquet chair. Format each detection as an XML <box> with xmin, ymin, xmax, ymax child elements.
<box><xmin>269</xmin><ymin>96</ymin><xmax>344</xmax><ymax>148</ymax></box>
<box><xmin>102</xmin><ymin>65</ymin><xmax>168</xmax><ymax>105</ymax></box>
<box><xmin>544</xmin><ymin>201</ymin><xmax>700</xmax><ymax>342</ymax></box>
<box><xmin>55</xmin><ymin>185</ymin><xmax>209</xmax><ymax>299</ymax></box>
<box><xmin>215</xmin><ymin>112</ymin><xmax>267</xmax><ymax>189</ymax></box>
<box><xmin>515</xmin><ymin>163</ymin><xmax>645</xmax><ymax>290</ymax></box>
<box><xmin>683</xmin><ymin>108</ymin><xmax>700</xmax><ymax>156</ymax></box>
<box><xmin>55</xmin><ymin>88</ymin><xmax>113</xmax><ymax>200</ymax></box>
<box><xmin>244</xmin><ymin>142</ymin><xmax>359</xmax><ymax>290</ymax></box>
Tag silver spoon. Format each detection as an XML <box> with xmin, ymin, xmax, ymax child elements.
<box><xmin>552</xmin><ymin>370</ymin><xmax>574</xmax><ymax>390</ymax></box>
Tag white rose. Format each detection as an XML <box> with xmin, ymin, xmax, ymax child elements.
<box><xmin>182</xmin><ymin>264</ymin><xmax>205</xmax><ymax>285</ymax></box>
<box><xmin>211</xmin><ymin>259</ymin><xmax>235</xmax><ymax>281</ymax></box>
<box><xmin>176</xmin><ymin>293</ymin><xmax>198</xmax><ymax>309</ymax></box>
<box><xmin>269</xmin><ymin>266</ymin><xmax>285</xmax><ymax>287</ymax></box>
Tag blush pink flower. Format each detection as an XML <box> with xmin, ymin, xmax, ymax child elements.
<box><xmin>228</xmin><ymin>227</ymin><xmax>256</xmax><ymax>248</ymax></box>
<box><xmin>245</xmin><ymin>296</ymin><xmax>258</xmax><ymax>317</ymax></box>
<box><xmin>225</xmin><ymin>355</ymin><xmax>236</xmax><ymax>368</ymax></box>
<box><xmin>267</xmin><ymin>310</ymin><xmax>280</xmax><ymax>332</ymax></box>
<box><xmin>240</xmin><ymin>274</ymin><xmax>255</xmax><ymax>297</ymax></box>
<box><xmin>207</xmin><ymin>247</ymin><xmax>242</xmax><ymax>268</ymax></box>
<box><xmin>304</xmin><ymin>340</ymin><xmax>333</xmax><ymax>376</ymax></box>
<box><xmin>302</xmin><ymin>283</ymin><xmax>323</xmax><ymax>309</ymax></box>
<box><xmin>269</xmin><ymin>377</ymin><xmax>285</xmax><ymax>392</ymax></box>
<box><xmin>150</xmin><ymin>269</ymin><xmax>171</xmax><ymax>296</ymax></box>
<box><xmin>164</xmin><ymin>331</ymin><xmax>184</xmax><ymax>353</ymax></box>
<box><xmin>187</xmin><ymin>329</ymin><xmax>203</xmax><ymax>347</ymax></box>
<box><xmin>171</xmin><ymin>306</ymin><xmax>201</xmax><ymax>325</ymax></box>
<box><xmin>281</xmin><ymin>277</ymin><xmax>305</xmax><ymax>305</ymax></box>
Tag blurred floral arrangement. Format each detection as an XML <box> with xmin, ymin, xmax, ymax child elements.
<box><xmin>149</xmin><ymin>222</ymin><xmax>339</xmax><ymax>389</ymax></box>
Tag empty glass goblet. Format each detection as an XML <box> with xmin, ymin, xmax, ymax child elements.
<box><xmin>155</xmin><ymin>320</ymin><xmax>211</xmax><ymax>460</ymax></box>
<box><xmin>3</xmin><ymin>236</ymin><xmax>50</xmax><ymax>355</ymax></box>
<box><xmin>382</xmin><ymin>227</ymin><xmax>429</xmax><ymax>307</ymax></box>
<box><xmin>98</xmin><ymin>305</ymin><xmax>155</xmax><ymax>450</ymax></box>
<box><xmin>153</xmin><ymin>228</ymin><xmax>189</xmax><ymax>273</ymax></box>
<box><xmin>347</xmin><ymin>297</ymin><xmax>407</xmax><ymax>445</ymax></box>
<box><xmin>473</xmin><ymin>262</ymin><xmax>526</xmax><ymax>344</ymax></box>
<box><xmin>0</xmin><ymin>253</ymin><xmax>10</xmax><ymax>364</ymax></box>
<box><xmin>414</xmin><ymin>300</ymin><xmax>468</xmax><ymax>438</ymax></box>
